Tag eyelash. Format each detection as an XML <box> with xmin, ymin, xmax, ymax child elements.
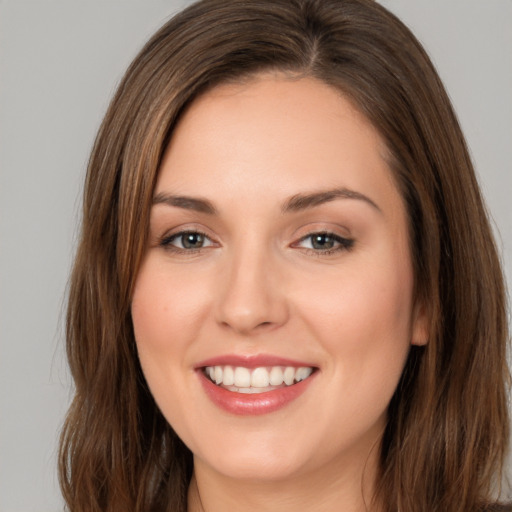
<box><xmin>159</xmin><ymin>230</ymin><xmax>354</xmax><ymax>256</ymax></box>
<box><xmin>294</xmin><ymin>232</ymin><xmax>354</xmax><ymax>255</ymax></box>
<box><xmin>160</xmin><ymin>230</ymin><xmax>213</xmax><ymax>254</ymax></box>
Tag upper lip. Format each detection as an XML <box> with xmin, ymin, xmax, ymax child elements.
<box><xmin>195</xmin><ymin>354</ymin><xmax>317</xmax><ymax>369</ymax></box>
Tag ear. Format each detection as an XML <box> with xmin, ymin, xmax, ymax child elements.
<box><xmin>411</xmin><ymin>301</ymin><xmax>429</xmax><ymax>346</ymax></box>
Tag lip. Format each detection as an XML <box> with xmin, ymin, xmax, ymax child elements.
<box><xmin>195</xmin><ymin>354</ymin><xmax>315</xmax><ymax>369</ymax></box>
<box><xmin>195</xmin><ymin>354</ymin><xmax>318</xmax><ymax>416</ymax></box>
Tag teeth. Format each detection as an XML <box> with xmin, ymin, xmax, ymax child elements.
<box><xmin>269</xmin><ymin>366</ymin><xmax>284</xmax><ymax>386</ymax></box>
<box><xmin>295</xmin><ymin>367</ymin><xmax>312</xmax><ymax>381</ymax></box>
<box><xmin>204</xmin><ymin>365</ymin><xmax>314</xmax><ymax>390</ymax></box>
<box><xmin>251</xmin><ymin>367</ymin><xmax>270</xmax><ymax>387</ymax></box>
<box><xmin>283</xmin><ymin>366</ymin><xmax>295</xmax><ymax>385</ymax></box>
<box><xmin>234</xmin><ymin>367</ymin><xmax>251</xmax><ymax>387</ymax></box>
<box><xmin>223</xmin><ymin>365</ymin><xmax>234</xmax><ymax>386</ymax></box>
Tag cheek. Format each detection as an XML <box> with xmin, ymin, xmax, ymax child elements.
<box><xmin>130</xmin><ymin>258</ymin><xmax>213</xmax><ymax>411</ymax></box>
<box><xmin>131</xmin><ymin>260</ymin><xmax>210</xmax><ymax>351</ymax></box>
<box><xmin>296</xmin><ymin>247</ymin><xmax>414</xmax><ymax>391</ymax></box>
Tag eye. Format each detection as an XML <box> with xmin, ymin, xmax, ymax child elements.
<box><xmin>160</xmin><ymin>230</ymin><xmax>214</xmax><ymax>251</ymax></box>
<box><xmin>295</xmin><ymin>232</ymin><xmax>354</xmax><ymax>253</ymax></box>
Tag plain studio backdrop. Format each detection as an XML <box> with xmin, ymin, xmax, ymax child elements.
<box><xmin>0</xmin><ymin>0</ymin><xmax>511</xmax><ymax>510</ymax></box>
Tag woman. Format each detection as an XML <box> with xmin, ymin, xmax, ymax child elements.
<box><xmin>59</xmin><ymin>0</ymin><xmax>510</xmax><ymax>510</ymax></box>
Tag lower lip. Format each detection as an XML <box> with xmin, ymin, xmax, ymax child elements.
<box><xmin>198</xmin><ymin>370</ymin><xmax>316</xmax><ymax>415</ymax></box>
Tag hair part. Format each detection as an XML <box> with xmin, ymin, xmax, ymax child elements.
<box><xmin>60</xmin><ymin>1</ymin><xmax>510</xmax><ymax>510</ymax></box>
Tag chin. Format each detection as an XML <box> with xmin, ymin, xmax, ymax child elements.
<box><xmin>202</xmin><ymin>449</ymin><xmax>306</xmax><ymax>482</ymax></box>
<box><xmin>186</xmin><ymin>426</ymin><xmax>313</xmax><ymax>482</ymax></box>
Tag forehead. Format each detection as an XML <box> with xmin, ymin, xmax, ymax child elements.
<box><xmin>156</xmin><ymin>74</ymin><xmax>402</xmax><ymax>219</ymax></box>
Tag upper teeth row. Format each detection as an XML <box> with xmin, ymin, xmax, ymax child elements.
<box><xmin>205</xmin><ymin>365</ymin><xmax>313</xmax><ymax>388</ymax></box>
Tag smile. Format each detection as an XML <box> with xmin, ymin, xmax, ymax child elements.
<box><xmin>204</xmin><ymin>365</ymin><xmax>314</xmax><ymax>393</ymax></box>
<box><xmin>197</xmin><ymin>357</ymin><xmax>318</xmax><ymax>415</ymax></box>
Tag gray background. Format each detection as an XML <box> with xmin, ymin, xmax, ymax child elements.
<box><xmin>1</xmin><ymin>1</ymin><xmax>510</xmax><ymax>510</ymax></box>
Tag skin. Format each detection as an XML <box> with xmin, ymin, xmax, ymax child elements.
<box><xmin>131</xmin><ymin>74</ymin><xmax>427</xmax><ymax>512</ymax></box>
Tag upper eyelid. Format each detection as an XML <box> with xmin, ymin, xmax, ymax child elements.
<box><xmin>297</xmin><ymin>231</ymin><xmax>349</xmax><ymax>240</ymax></box>
<box><xmin>162</xmin><ymin>229</ymin><xmax>215</xmax><ymax>244</ymax></box>
<box><xmin>294</xmin><ymin>232</ymin><xmax>353</xmax><ymax>246</ymax></box>
<box><xmin>292</xmin><ymin>223</ymin><xmax>352</xmax><ymax>241</ymax></box>
<box><xmin>159</xmin><ymin>224</ymin><xmax>217</xmax><ymax>240</ymax></box>
<box><xmin>159</xmin><ymin>228</ymin><xmax>349</xmax><ymax>240</ymax></box>
<box><xmin>155</xmin><ymin>222</ymin><xmax>354</xmax><ymax>247</ymax></box>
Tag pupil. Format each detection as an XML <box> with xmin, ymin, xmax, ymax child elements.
<box><xmin>312</xmin><ymin>234</ymin><xmax>334</xmax><ymax>250</ymax></box>
<box><xmin>183</xmin><ymin>233</ymin><xmax>204</xmax><ymax>249</ymax></box>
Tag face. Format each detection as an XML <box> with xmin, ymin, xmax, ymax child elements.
<box><xmin>131</xmin><ymin>75</ymin><xmax>426</xmax><ymax>484</ymax></box>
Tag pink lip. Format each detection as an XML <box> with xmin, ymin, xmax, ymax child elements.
<box><xmin>195</xmin><ymin>355</ymin><xmax>318</xmax><ymax>416</ymax></box>
<box><xmin>195</xmin><ymin>354</ymin><xmax>314</xmax><ymax>369</ymax></box>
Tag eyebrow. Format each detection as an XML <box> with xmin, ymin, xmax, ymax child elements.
<box><xmin>282</xmin><ymin>187</ymin><xmax>381</xmax><ymax>214</ymax></box>
<box><xmin>151</xmin><ymin>187</ymin><xmax>381</xmax><ymax>216</ymax></box>
<box><xmin>152</xmin><ymin>193</ymin><xmax>218</xmax><ymax>215</ymax></box>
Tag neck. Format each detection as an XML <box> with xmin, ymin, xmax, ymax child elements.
<box><xmin>187</xmin><ymin>444</ymin><xmax>382</xmax><ymax>512</ymax></box>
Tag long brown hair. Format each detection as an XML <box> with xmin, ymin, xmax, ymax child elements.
<box><xmin>59</xmin><ymin>0</ymin><xmax>510</xmax><ymax>510</ymax></box>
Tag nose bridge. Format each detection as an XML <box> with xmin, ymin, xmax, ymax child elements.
<box><xmin>215</xmin><ymin>236</ymin><xmax>288</xmax><ymax>334</ymax></box>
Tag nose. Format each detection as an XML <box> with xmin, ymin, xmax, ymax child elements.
<box><xmin>215</xmin><ymin>247</ymin><xmax>289</xmax><ymax>335</ymax></box>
